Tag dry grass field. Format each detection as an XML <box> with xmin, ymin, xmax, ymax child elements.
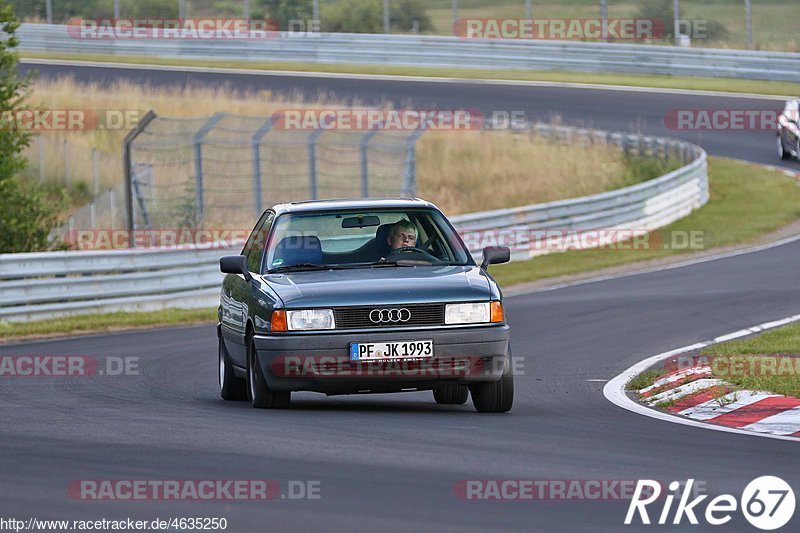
<box><xmin>25</xmin><ymin>78</ymin><xmax>667</xmax><ymax>218</ymax></box>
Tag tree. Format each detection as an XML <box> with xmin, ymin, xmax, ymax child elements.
<box><xmin>320</xmin><ymin>0</ymin><xmax>432</xmax><ymax>34</ymax></box>
<box><xmin>257</xmin><ymin>0</ymin><xmax>313</xmax><ymax>29</ymax></box>
<box><xmin>0</xmin><ymin>1</ymin><xmax>60</xmax><ymax>252</ymax></box>
<box><xmin>0</xmin><ymin>1</ymin><xmax>30</xmax><ymax>184</ymax></box>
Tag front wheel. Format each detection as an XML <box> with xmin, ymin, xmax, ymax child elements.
<box><xmin>433</xmin><ymin>384</ymin><xmax>469</xmax><ymax>405</ymax></box>
<box><xmin>247</xmin><ymin>339</ymin><xmax>291</xmax><ymax>409</ymax></box>
<box><xmin>219</xmin><ymin>337</ymin><xmax>247</xmax><ymax>401</ymax></box>
<box><xmin>469</xmin><ymin>358</ymin><xmax>514</xmax><ymax>413</ymax></box>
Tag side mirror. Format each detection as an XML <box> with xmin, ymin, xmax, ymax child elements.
<box><xmin>220</xmin><ymin>255</ymin><xmax>253</xmax><ymax>282</ymax></box>
<box><xmin>480</xmin><ymin>246</ymin><xmax>510</xmax><ymax>270</ymax></box>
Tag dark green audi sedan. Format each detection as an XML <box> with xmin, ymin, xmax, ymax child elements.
<box><xmin>217</xmin><ymin>198</ymin><xmax>513</xmax><ymax>412</ymax></box>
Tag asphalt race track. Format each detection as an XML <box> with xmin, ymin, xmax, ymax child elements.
<box><xmin>4</xmin><ymin>62</ymin><xmax>800</xmax><ymax>531</ymax></box>
<box><xmin>18</xmin><ymin>60</ymin><xmax>800</xmax><ymax>172</ymax></box>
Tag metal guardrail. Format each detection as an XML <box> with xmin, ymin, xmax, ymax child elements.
<box><xmin>17</xmin><ymin>24</ymin><xmax>800</xmax><ymax>82</ymax></box>
<box><xmin>0</xmin><ymin>125</ymin><xmax>707</xmax><ymax>323</ymax></box>
<box><xmin>451</xmin><ymin>124</ymin><xmax>708</xmax><ymax>260</ymax></box>
<box><xmin>0</xmin><ymin>246</ymin><xmax>233</xmax><ymax>322</ymax></box>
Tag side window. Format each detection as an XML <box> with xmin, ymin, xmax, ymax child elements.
<box><xmin>242</xmin><ymin>211</ymin><xmax>274</xmax><ymax>273</ymax></box>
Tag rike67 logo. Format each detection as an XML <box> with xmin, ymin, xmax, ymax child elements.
<box><xmin>625</xmin><ymin>477</ymin><xmax>795</xmax><ymax>530</ymax></box>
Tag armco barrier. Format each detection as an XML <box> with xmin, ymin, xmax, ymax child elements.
<box><xmin>0</xmin><ymin>125</ymin><xmax>707</xmax><ymax>323</ymax></box>
<box><xmin>450</xmin><ymin>124</ymin><xmax>708</xmax><ymax>260</ymax></box>
<box><xmin>0</xmin><ymin>246</ymin><xmax>235</xmax><ymax>322</ymax></box>
<box><xmin>17</xmin><ymin>24</ymin><xmax>800</xmax><ymax>82</ymax></box>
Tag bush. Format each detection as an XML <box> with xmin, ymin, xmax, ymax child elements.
<box><xmin>257</xmin><ymin>0</ymin><xmax>313</xmax><ymax>29</ymax></box>
<box><xmin>320</xmin><ymin>0</ymin><xmax>431</xmax><ymax>33</ymax></box>
<box><xmin>636</xmin><ymin>0</ymin><xmax>729</xmax><ymax>45</ymax></box>
<box><xmin>0</xmin><ymin>178</ymin><xmax>64</xmax><ymax>253</ymax></box>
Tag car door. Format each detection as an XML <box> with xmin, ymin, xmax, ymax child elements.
<box><xmin>220</xmin><ymin>211</ymin><xmax>274</xmax><ymax>366</ymax></box>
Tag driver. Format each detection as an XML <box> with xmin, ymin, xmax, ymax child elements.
<box><xmin>387</xmin><ymin>219</ymin><xmax>417</xmax><ymax>251</ymax></box>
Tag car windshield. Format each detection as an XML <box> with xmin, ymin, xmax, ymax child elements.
<box><xmin>263</xmin><ymin>208</ymin><xmax>473</xmax><ymax>271</ymax></box>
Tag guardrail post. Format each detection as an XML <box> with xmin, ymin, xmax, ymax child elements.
<box><xmin>193</xmin><ymin>112</ymin><xmax>226</xmax><ymax>226</ymax></box>
<box><xmin>37</xmin><ymin>136</ymin><xmax>45</xmax><ymax>182</ymax></box>
<box><xmin>402</xmin><ymin>127</ymin><xmax>426</xmax><ymax>197</ymax></box>
<box><xmin>123</xmin><ymin>110</ymin><xmax>157</xmax><ymax>241</ymax></box>
<box><xmin>109</xmin><ymin>189</ymin><xmax>116</xmax><ymax>227</ymax></box>
<box><xmin>307</xmin><ymin>128</ymin><xmax>324</xmax><ymax>200</ymax></box>
<box><xmin>251</xmin><ymin>118</ymin><xmax>273</xmax><ymax>216</ymax></box>
<box><xmin>63</xmin><ymin>140</ymin><xmax>71</xmax><ymax>186</ymax></box>
<box><xmin>92</xmin><ymin>148</ymin><xmax>99</xmax><ymax>196</ymax></box>
<box><xmin>359</xmin><ymin>129</ymin><xmax>380</xmax><ymax>197</ymax></box>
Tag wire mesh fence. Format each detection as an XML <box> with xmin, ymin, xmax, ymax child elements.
<box><xmin>126</xmin><ymin>112</ymin><xmax>422</xmax><ymax>231</ymax></box>
<box><xmin>21</xmin><ymin>136</ymin><xmax>126</xmax><ymax>241</ymax></box>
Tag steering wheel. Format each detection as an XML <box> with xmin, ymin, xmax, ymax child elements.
<box><xmin>384</xmin><ymin>246</ymin><xmax>441</xmax><ymax>264</ymax></box>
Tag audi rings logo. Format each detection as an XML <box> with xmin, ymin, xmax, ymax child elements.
<box><xmin>369</xmin><ymin>308</ymin><xmax>412</xmax><ymax>323</ymax></box>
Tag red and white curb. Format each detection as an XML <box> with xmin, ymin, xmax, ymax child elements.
<box><xmin>604</xmin><ymin>313</ymin><xmax>800</xmax><ymax>442</ymax></box>
<box><xmin>637</xmin><ymin>365</ymin><xmax>800</xmax><ymax>438</ymax></box>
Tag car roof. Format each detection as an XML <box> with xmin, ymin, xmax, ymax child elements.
<box><xmin>270</xmin><ymin>198</ymin><xmax>440</xmax><ymax>215</ymax></box>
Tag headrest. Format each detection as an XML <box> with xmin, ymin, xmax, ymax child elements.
<box><xmin>374</xmin><ymin>223</ymin><xmax>395</xmax><ymax>257</ymax></box>
<box><xmin>271</xmin><ymin>235</ymin><xmax>323</xmax><ymax>267</ymax></box>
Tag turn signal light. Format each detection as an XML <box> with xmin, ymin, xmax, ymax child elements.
<box><xmin>490</xmin><ymin>301</ymin><xmax>504</xmax><ymax>323</ymax></box>
<box><xmin>270</xmin><ymin>310</ymin><xmax>287</xmax><ymax>332</ymax></box>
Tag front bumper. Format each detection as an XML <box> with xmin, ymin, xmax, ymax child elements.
<box><xmin>253</xmin><ymin>324</ymin><xmax>510</xmax><ymax>394</ymax></box>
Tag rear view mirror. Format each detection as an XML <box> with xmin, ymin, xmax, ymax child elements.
<box><xmin>220</xmin><ymin>255</ymin><xmax>253</xmax><ymax>282</ymax></box>
<box><xmin>342</xmin><ymin>215</ymin><xmax>380</xmax><ymax>228</ymax></box>
<box><xmin>480</xmin><ymin>246</ymin><xmax>510</xmax><ymax>270</ymax></box>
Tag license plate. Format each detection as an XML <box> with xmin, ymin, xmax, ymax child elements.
<box><xmin>349</xmin><ymin>340</ymin><xmax>434</xmax><ymax>361</ymax></box>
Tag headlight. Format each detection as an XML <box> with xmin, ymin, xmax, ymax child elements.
<box><xmin>286</xmin><ymin>309</ymin><xmax>335</xmax><ymax>331</ymax></box>
<box><xmin>445</xmin><ymin>302</ymin><xmax>490</xmax><ymax>324</ymax></box>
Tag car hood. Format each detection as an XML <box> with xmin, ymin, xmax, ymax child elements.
<box><xmin>261</xmin><ymin>265</ymin><xmax>495</xmax><ymax>308</ymax></box>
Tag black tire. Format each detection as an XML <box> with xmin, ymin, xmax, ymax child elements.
<box><xmin>247</xmin><ymin>338</ymin><xmax>291</xmax><ymax>409</ymax></box>
<box><xmin>219</xmin><ymin>337</ymin><xmax>247</xmax><ymax>401</ymax></box>
<box><xmin>433</xmin><ymin>384</ymin><xmax>469</xmax><ymax>405</ymax></box>
<box><xmin>778</xmin><ymin>135</ymin><xmax>790</xmax><ymax>160</ymax></box>
<box><xmin>469</xmin><ymin>358</ymin><xmax>514</xmax><ymax>413</ymax></box>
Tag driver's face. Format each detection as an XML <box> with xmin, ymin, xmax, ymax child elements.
<box><xmin>389</xmin><ymin>231</ymin><xmax>416</xmax><ymax>249</ymax></box>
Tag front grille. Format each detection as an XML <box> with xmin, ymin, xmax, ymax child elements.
<box><xmin>333</xmin><ymin>304</ymin><xmax>445</xmax><ymax>329</ymax></box>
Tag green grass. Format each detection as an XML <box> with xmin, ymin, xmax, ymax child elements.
<box><xmin>0</xmin><ymin>307</ymin><xmax>216</xmax><ymax>341</ymax></box>
<box><xmin>698</xmin><ymin>321</ymin><xmax>800</xmax><ymax>397</ymax></box>
<box><xmin>20</xmin><ymin>52</ymin><xmax>799</xmax><ymax>98</ymax></box>
<box><xmin>630</xmin><ymin>322</ymin><xmax>800</xmax><ymax>401</ymax></box>
<box><xmin>490</xmin><ymin>157</ymin><xmax>800</xmax><ymax>286</ymax></box>
<box><xmin>626</xmin><ymin>369</ymin><xmax>664</xmax><ymax>391</ymax></box>
<box><xmin>703</xmin><ymin>322</ymin><xmax>800</xmax><ymax>356</ymax></box>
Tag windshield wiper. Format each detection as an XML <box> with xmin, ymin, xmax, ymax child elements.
<box><xmin>266</xmin><ymin>263</ymin><xmax>330</xmax><ymax>273</ymax></box>
<box><xmin>348</xmin><ymin>261</ymin><xmax>416</xmax><ymax>268</ymax></box>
